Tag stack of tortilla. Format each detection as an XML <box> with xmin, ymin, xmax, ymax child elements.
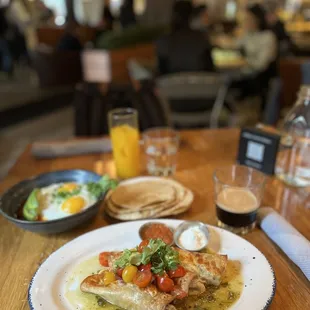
<box><xmin>104</xmin><ymin>178</ymin><xmax>193</xmax><ymax>220</ymax></box>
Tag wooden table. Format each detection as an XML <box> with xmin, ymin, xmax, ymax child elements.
<box><xmin>0</xmin><ymin>129</ymin><xmax>309</xmax><ymax>310</ymax></box>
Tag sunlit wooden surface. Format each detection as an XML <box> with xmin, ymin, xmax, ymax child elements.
<box><xmin>0</xmin><ymin>129</ymin><xmax>309</xmax><ymax>310</ymax></box>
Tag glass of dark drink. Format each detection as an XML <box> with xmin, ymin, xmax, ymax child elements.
<box><xmin>213</xmin><ymin>165</ymin><xmax>266</xmax><ymax>235</ymax></box>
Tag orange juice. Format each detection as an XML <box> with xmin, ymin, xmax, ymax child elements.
<box><xmin>110</xmin><ymin>124</ymin><xmax>140</xmax><ymax>179</ymax></box>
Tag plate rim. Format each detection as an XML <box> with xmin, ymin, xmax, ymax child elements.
<box><xmin>28</xmin><ymin>219</ymin><xmax>276</xmax><ymax>310</ymax></box>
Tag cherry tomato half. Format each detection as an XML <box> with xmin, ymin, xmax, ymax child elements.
<box><xmin>103</xmin><ymin>271</ymin><xmax>116</xmax><ymax>286</ymax></box>
<box><xmin>133</xmin><ymin>270</ymin><xmax>152</xmax><ymax>288</ymax></box>
<box><xmin>156</xmin><ymin>275</ymin><xmax>174</xmax><ymax>292</ymax></box>
<box><xmin>139</xmin><ymin>263</ymin><xmax>152</xmax><ymax>272</ymax></box>
<box><xmin>99</xmin><ymin>252</ymin><xmax>110</xmax><ymax>267</ymax></box>
<box><xmin>168</xmin><ymin>266</ymin><xmax>186</xmax><ymax>278</ymax></box>
<box><xmin>171</xmin><ymin>287</ymin><xmax>188</xmax><ymax>299</ymax></box>
<box><xmin>116</xmin><ymin>268</ymin><xmax>123</xmax><ymax>277</ymax></box>
<box><xmin>122</xmin><ymin>265</ymin><xmax>138</xmax><ymax>283</ymax></box>
<box><xmin>138</xmin><ymin>240</ymin><xmax>149</xmax><ymax>253</ymax></box>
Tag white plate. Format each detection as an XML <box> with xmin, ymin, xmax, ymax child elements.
<box><xmin>28</xmin><ymin>220</ymin><xmax>276</xmax><ymax>310</ymax></box>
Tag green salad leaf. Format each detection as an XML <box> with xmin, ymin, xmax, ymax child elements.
<box><xmin>113</xmin><ymin>239</ymin><xmax>179</xmax><ymax>275</ymax></box>
<box><xmin>87</xmin><ymin>175</ymin><xmax>119</xmax><ymax>199</ymax></box>
<box><xmin>23</xmin><ymin>189</ymin><xmax>40</xmax><ymax>221</ymax></box>
<box><xmin>86</xmin><ymin>182</ymin><xmax>103</xmax><ymax>199</ymax></box>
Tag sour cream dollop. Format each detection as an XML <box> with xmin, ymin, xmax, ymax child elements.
<box><xmin>178</xmin><ymin>226</ymin><xmax>208</xmax><ymax>251</ymax></box>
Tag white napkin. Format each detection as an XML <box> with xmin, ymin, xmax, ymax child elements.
<box><xmin>257</xmin><ymin>207</ymin><xmax>310</xmax><ymax>281</ymax></box>
<box><xmin>31</xmin><ymin>138</ymin><xmax>112</xmax><ymax>158</ymax></box>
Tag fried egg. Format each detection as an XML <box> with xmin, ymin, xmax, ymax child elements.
<box><xmin>39</xmin><ymin>183</ymin><xmax>97</xmax><ymax>221</ymax></box>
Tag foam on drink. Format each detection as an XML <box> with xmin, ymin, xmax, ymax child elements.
<box><xmin>217</xmin><ymin>187</ymin><xmax>259</xmax><ymax>214</ymax></box>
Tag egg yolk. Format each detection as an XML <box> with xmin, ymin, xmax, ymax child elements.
<box><xmin>59</xmin><ymin>183</ymin><xmax>78</xmax><ymax>193</ymax></box>
<box><xmin>62</xmin><ymin>196</ymin><xmax>85</xmax><ymax>214</ymax></box>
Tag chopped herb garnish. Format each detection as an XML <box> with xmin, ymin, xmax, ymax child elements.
<box><xmin>113</xmin><ymin>239</ymin><xmax>179</xmax><ymax>275</ymax></box>
<box><xmin>54</xmin><ymin>187</ymin><xmax>81</xmax><ymax>200</ymax></box>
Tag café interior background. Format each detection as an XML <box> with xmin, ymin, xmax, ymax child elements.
<box><xmin>1</xmin><ymin>0</ymin><xmax>310</xmax><ymax>179</ymax></box>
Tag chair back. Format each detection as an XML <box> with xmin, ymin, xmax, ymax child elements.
<box><xmin>278</xmin><ymin>57</ymin><xmax>303</xmax><ymax>108</ymax></box>
<box><xmin>31</xmin><ymin>49</ymin><xmax>82</xmax><ymax>88</ymax></box>
<box><xmin>157</xmin><ymin>72</ymin><xmax>226</xmax><ymax>100</ymax></box>
<box><xmin>156</xmin><ymin>72</ymin><xmax>229</xmax><ymax>128</ymax></box>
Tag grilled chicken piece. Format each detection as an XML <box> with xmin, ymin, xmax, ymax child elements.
<box><xmin>81</xmin><ymin>274</ymin><xmax>175</xmax><ymax>310</ymax></box>
<box><xmin>177</xmin><ymin>248</ymin><xmax>227</xmax><ymax>286</ymax></box>
<box><xmin>174</xmin><ymin>271</ymin><xmax>205</xmax><ymax>296</ymax></box>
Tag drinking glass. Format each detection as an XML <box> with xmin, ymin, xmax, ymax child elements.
<box><xmin>143</xmin><ymin>128</ymin><xmax>180</xmax><ymax>177</ymax></box>
<box><xmin>108</xmin><ymin>108</ymin><xmax>140</xmax><ymax>179</ymax></box>
<box><xmin>213</xmin><ymin>165</ymin><xmax>266</xmax><ymax>235</ymax></box>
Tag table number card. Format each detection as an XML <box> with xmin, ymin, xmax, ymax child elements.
<box><xmin>237</xmin><ymin>128</ymin><xmax>281</xmax><ymax>175</ymax></box>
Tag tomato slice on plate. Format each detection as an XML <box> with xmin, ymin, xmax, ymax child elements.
<box><xmin>133</xmin><ymin>270</ymin><xmax>152</xmax><ymax>288</ymax></box>
<box><xmin>139</xmin><ymin>263</ymin><xmax>152</xmax><ymax>272</ymax></box>
<box><xmin>116</xmin><ymin>268</ymin><xmax>123</xmax><ymax>277</ymax></box>
<box><xmin>168</xmin><ymin>266</ymin><xmax>186</xmax><ymax>278</ymax></box>
<box><xmin>122</xmin><ymin>265</ymin><xmax>138</xmax><ymax>283</ymax></box>
<box><xmin>99</xmin><ymin>252</ymin><xmax>110</xmax><ymax>267</ymax></box>
<box><xmin>138</xmin><ymin>240</ymin><xmax>149</xmax><ymax>253</ymax></box>
<box><xmin>156</xmin><ymin>275</ymin><xmax>174</xmax><ymax>292</ymax></box>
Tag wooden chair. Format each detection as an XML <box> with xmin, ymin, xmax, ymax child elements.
<box><xmin>156</xmin><ymin>72</ymin><xmax>231</xmax><ymax>128</ymax></box>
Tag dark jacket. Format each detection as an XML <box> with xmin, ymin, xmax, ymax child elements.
<box><xmin>0</xmin><ymin>8</ymin><xmax>8</xmax><ymax>37</ymax></box>
<box><xmin>156</xmin><ymin>28</ymin><xmax>214</xmax><ymax>75</ymax></box>
<box><xmin>270</xmin><ymin>20</ymin><xmax>294</xmax><ymax>55</ymax></box>
<box><xmin>119</xmin><ymin>5</ymin><xmax>136</xmax><ymax>29</ymax></box>
<box><xmin>56</xmin><ymin>33</ymin><xmax>82</xmax><ymax>52</ymax></box>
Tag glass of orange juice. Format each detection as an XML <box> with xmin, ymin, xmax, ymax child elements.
<box><xmin>108</xmin><ymin>108</ymin><xmax>140</xmax><ymax>179</ymax></box>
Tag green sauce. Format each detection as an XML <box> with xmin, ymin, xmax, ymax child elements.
<box><xmin>65</xmin><ymin>256</ymin><xmax>243</xmax><ymax>310</ymax></box>
<box><xmin>175</xmin><ymin>260</ymin><xmax>243</xmax><ymax>310</ymax></box>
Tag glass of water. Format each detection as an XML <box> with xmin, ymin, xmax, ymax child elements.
<box><xmin>143</xmin><ymin>128</ymin><xmax>180</xmax><ymax>176</ymax></box>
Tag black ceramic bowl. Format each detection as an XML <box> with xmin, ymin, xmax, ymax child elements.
<box><xmin>0</xmin><ymin>170</ymin><xmax>106</xmax><ymax>234</ymax></box>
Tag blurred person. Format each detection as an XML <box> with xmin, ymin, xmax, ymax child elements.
<box><xmin>120</xmin><ymin>0</ymin><xmax>136</xmax><ymax>29</ymax></box>
<box><xmin>191</xmin><ymin>4</ymin><xmax>209</xmax><ymax>31</ymax></box>
<box><xmin>0</xmin><ymin>6</ymin><xmax>13</xmax><ymax>74</ymax></box>
<box><xmin>5</xmin><ymin>0</ymin><xmax>30</xmax><ymax>63</ymax></box>
<box><xmin>156</xmin><ymin>0</ymin><xmax>214</xmax><ymax>75</ymax></box>
<box><xmin>226</xmin><ymin>4</ymin><xmax>278</xmax><ymax>100</ymax></box>
<box><xmin>100</xmin><ymin>0</ymin><xmax>114</xmax><ymax>31</ymax></box>
<box><xmin>56</xmin><ymin>21</ymin><xmax>82</xmax><ymax>52</ymax></box>
<box><xmin>265</xmin><ymin>2</ymin><xmax>294</xmax><ymax>55</ymax></box>
<box><xmin>142</xmin><ymin>0</ymin><xmax>174</xmax><ymax>27</ymax></box>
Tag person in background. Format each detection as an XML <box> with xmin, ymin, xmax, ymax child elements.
<box><xmin>101</xmin><ymin>0</ymin><xmax>114</xmax><ymax>31</ymax></box>
<box><xmin>191</xmin><ymin>4</ymin><xmax>209</xmax><ymax>32</ymax></box>
<box><xmin>120</xmin><ymin>0</ymin><xmax>136</xmax><ymax>29</ymax></box>
<box><xmin>5</xmin><ymin>0</ymin><xmax>30</xmax><ymax>64</ymax></box>
<box><xmin>0</xmin><ymin>6</ymin><xmax>13</xmax><ymax>75</ymax></box>
<box><xmin>264</xmin><ymin>2</ymin><xmax>294</xmax><ymax>56</ymax></box>
<box><xmin>156</xmin><ymin>0</ymin><xmax>214</xmax><ymax>75</ymax></box>
<box><xmin>229</xmin><ymin>4</ymin><xmax>278</xmax><ymax>99</ymax></box>
<box><xmin>56</xmin><ymin>21</ymin><xmax>82</xmax><ymax>52</ymax></box>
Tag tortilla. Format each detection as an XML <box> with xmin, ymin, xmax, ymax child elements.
<box><xmin>105</xmin><ymin>178</ymin><xmax>193</xmax><ymax>221</ymax></box>
<box><xmin>111</xmin><ymin>181</ymin><xmax>176</xmax><ymax>210</ymax></box>
<box><xmin>105</xmin><ymin>189</ymin><xmax>193</xmax><ymax>221</ymax></box>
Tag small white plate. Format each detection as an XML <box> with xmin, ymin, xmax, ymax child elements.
<box><xmin>28</xmin><ymin>220</ymin><xmax>275</xmax><ymax>310</ymax></box>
